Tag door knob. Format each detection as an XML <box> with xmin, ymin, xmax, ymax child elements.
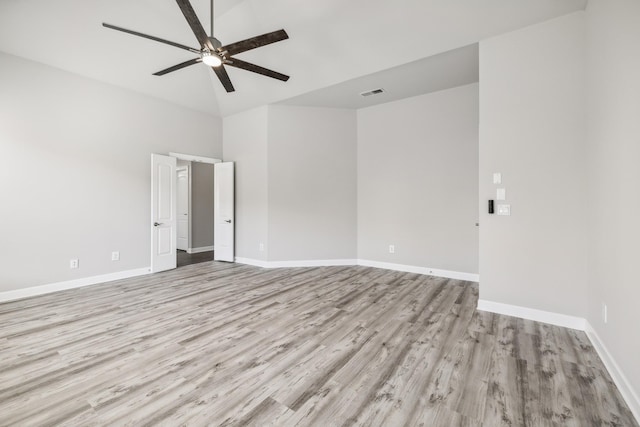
<box><xmin>154</xmin><ymin>222</ymin><xmax>163</xmax><ymax>227</ymax></box>
<box><xmin>225</xmin><ymin>219</ymin><xmax>232</xmax><ymax>223</ymax></box>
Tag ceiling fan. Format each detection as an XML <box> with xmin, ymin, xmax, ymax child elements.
<box><xmin>102</xmin><ymin>0</ymin><xmax>290</xmax><ymax>93</ymax></box>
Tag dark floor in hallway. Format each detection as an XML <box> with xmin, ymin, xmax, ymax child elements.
<box><xmin>177</xmin><ymin>249</ymin><xmax>215</xmax><ymax>267</ymax></box>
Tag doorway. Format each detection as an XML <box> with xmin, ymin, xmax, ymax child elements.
<box><xmin>151</xmin><ymin>152</ymin><xmax>221</xmax><ymax>272</ymax></box>
<box><xmin>176</xmin><ymin>159</ymin><xmax>216</xmax><ymax>267</ymax></box>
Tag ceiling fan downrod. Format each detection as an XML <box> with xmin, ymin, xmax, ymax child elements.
<box><xmin>210</xmin><ymin>0</ymin><xmax>214</xmax><ymax>37</ymax></box>
<box><xmin>208</xmin><ymin>0</ymin><xmax>222</xmax><ymax>53</ymax></box>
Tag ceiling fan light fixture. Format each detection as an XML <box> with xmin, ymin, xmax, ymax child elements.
<box><xmin>202</xmin><ymin>51</ymin><xmax>222</xmax><ymax>67</ymax></box>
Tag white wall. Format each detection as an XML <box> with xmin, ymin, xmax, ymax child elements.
<box><xmin>478</xmin><ymin>12</ymin><xmax>587</xmax><ymax>317</ymax></box>
<box><xmin>585</xmin><ymin>0</ymin><xmax>640</xmax><ymax>406</ymax></box>
<box><xmin>267</xmin><ymin>106</ymin><xmax>357</xmax><ymax>261</ymax></box>
<box><xmin>222</xmin><ymin>106</ymin><xmax>269</xmax><ymax>261</ymax></box>
<box><xmin>0</xmin><ymin>52</ymin><xmax>222</xmax><ymax>291</ymax></box>
<box><xmin>224</xmin><ymin>105</ymin><xmax>357</xmax><ymax>263</ymax></box>
<box><xmin>357</xmin><ymin>84</ymin><xmax>479</xmax><ymax>274</ymax></box>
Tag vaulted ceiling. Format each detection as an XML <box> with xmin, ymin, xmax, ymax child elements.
<box><xmin>0</xmin><ymin>0</ymin><xmax>586</xmax><ymax>117</ymax></box>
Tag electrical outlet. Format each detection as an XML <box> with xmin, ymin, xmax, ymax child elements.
<box><xmin>111</xmin><ymin>251</ymin><xmax>120</xmax><ymax>261</ymax></box>
<box><xmin>602</xmin><ymin>303</ymin><xmax>608</xmax><ymax>324</ymax></box>
<box><xmin>70</xmin><ymin>259</ymin><xmax>79</xmax><ymax>269</ymax></box>
<box><xmin>259</xmin><ymin>243</ymin><xmax>264</xmax><ymax>252</ymax></box>
<box><xmin>389</xmin><ymin>245</ymin><xmax>395</xmax><ymax>254</ymax></box>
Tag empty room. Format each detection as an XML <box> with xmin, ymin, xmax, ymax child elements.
<box><xmin>1</xmin><ymin>0</ymin><xmax>638</xmax><ymax>425</ymax></box>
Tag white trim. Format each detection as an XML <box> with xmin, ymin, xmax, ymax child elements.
<box><xmin>169</xmin><ymin>152</ymin><xmax>222</xmax><ymax>164</ymax></box>
<box><xmin>232</xmin><ymin>257</ymin><xmax>478</xmax><ymax>282</ymax></box>
<box><xmin>586</xmin><ymin>322</ymin><xmax>640</xmax><ymax>423</ymax></box>
<box><xmin>234</xmin><ymin>258</ymin><xmax>357</xmax><ymax>269</ymax></box>
<box><xmin>268</xmin><ymin>259</ymin><xmax>358</xmax><ymax>268</ymax></box>
<box><xmin>234</xmin><ymin>257</ymin><xmax>270</xmax><ymax>268</ymax></box>
<box><xmin>357</xmin><ymin>259</ymin><xmax>479</xmax><ymax>282</ymax></box>
<box><xmin>477</xmin><ymin>299</ymin><xmax>587</xmax><ymax>330</ymax></box>
<box><xmin>357</xmin><ymin>259</ymin><xmax>424</xmax><ymax>275</ymax></box>
<box><xmin>187</xmin><ymin>246</ymin><xmax>214</xmax><ymax>254</ymax></box>
<box><xmin>0</xmin><ymin>267</ymin><xmax>151</xmax><ymax>303</ymax></box>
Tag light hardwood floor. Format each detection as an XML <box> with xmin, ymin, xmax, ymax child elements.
<box><xmin>0</xmin><ymin>262</ymin><xmax>636</xmax><ymax>426</ymax></box>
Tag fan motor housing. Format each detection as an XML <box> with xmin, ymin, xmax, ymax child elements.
<box><xmin>209</xmin><ymin>37</ymin><xmax>222</xmax><ymax>50</ymax></box>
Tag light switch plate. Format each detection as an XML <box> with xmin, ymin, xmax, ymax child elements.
<box><xmin>497</xmin><ymin>204</ymin><xmax>511</xmax><ymax>216</ymax></box>
<box><xmin>493</xmin><ymin>173</ymin><xmax>502</xmax><ymax>184</ymax></box>
<box><xmin>496</xmin><ymin>188</ymin><xmax>506</xmax><ymax>200</ymax></box>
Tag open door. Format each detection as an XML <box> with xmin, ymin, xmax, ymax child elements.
<box><xmin>151</xmin><ymin>154</ymin><xmax>177</xmax><ymax>272</ymax></box>
<box><xmin>214</xmin><ymin>162</ymin><xmax>235</xmax><ymax>262</ymax></box>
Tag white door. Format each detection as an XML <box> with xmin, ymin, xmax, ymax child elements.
<box><xmin>151</xmin><ymin>154</ymin><xmax>177</xmax><ymax>272</ymax></box>
<box><xmin>214</xmin><ymin>162</ymin><xmax>234</xmax><ymax>262</ymax></box>
<box><xmin>176</xmin><ymin>167</ymin><xmax>189</xmax><ymax>251</ymax></box>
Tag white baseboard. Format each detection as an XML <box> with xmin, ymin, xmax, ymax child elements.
<box><xmin>477</xmin><ymin>299</ymin><xmax>586</xmax><ymax>330</ymax></box>
<box><xmin>268</xmin><ymin>259</ymin><xmax>358</xmax><ymax>268</ymax></box>
<box><xmin>232</xmin><ymin>257</ymin><xmax>478</xmax><ymax>282</ymax></box>
<box><xmin>234</xmin><ymin>258</ymin><xmax>357</xmax><ymax>269</ymax></box>
<box><xmin>187</xmin><ymin>246</ymin><xmax>214</xmax><ymax>254</ymax></box>
<box><xmin>586</xmin><ymin>322</ymin><xmax>640</xmax><ymax>423</ymax></box>
<box><xmin>234</xmin><ymin>257</ymin><xmax>270</xmax><ymax>268</ymax></box>
<box><xmin>357</xmin><ymin>259</ymin><xmax>479</xmax><ymax>282</ymax></box>
<box><xmin>0</xmin><ymin>267</ymin><xmax>152</xmax><ymax>303</ymax></box>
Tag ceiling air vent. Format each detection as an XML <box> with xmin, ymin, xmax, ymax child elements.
<box><xmin>360</xmin><ymin>88</ymin><xmax>385</xmax><ymax>97</ymax></box>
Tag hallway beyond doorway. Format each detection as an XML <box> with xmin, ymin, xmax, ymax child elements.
<box><xmin>177</xmin><ymin>250</ymin><xmax>214</xmax><ymax>268</ymax></box>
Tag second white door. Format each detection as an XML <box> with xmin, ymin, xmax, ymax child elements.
<box><xmin>214</xmin><ymin>162</ymin><xmax>234</xmax><ymax>262</ymax></box>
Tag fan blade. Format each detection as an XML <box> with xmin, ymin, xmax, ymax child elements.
<box><xmin>222</xmin><ymin>30</ymin><xmax>289</xmax><ymax>56</ymax></box>
<box><xmin>225</xmin><ymin>58</ymin><xmax>289</xmax><ymax>82</ymax></box>
<box><xmin>153</xmin><ymin>58</ymin><xmax>201</xmax><ymax>76</ymax></box>
<box><xmin>213</xmin><ymin>65</ymin><xmax>235</xmax><ymax>93</ymax></box>
<box><xmin>102</xmin><ymin>23</ymin><xmax>200</xmax><ymax>54</ymax></box>
<box><xmin>175</xmin><ymin>0</ymin><xmax>213</xmax><ymax>50</ymax></box>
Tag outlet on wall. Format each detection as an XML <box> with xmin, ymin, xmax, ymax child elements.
<box><xmin>69</xmin><ymin>259</ymin><xmax>79</xmax><ymax>269</ymax></box>
<box><xmin>389</xmin><ymin>245</ymin><xmax>395</xmax><ymax>254</ymax></box>
<box><xmin>602</xmin><ymin>303</ymin><xmax>608</xmax><ymax>324</ymax></box>
<box><xmin>111</xmin><ymin>251</ymin><xmax>120</xmax><ymax>261</ymax></box>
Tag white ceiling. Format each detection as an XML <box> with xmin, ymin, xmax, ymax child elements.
<box><xmin>0</xmin><ymin>0</ymin><xmax>587</xmax><ymax>117</ymax></box>
<box><xmin>278</xmin><ymin>44</ymin><xmax>479</xmax><ymax>110</ymax></box>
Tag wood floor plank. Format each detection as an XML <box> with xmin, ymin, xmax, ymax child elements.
<box><xmin>0</xmin><ymin>262</ymin><xmax>636</xmax><ymax>427</ymax></box>
<box><xmin>483</xmin><ymin>346</ymin><xmax>528</xmax><ymax>426</ymax></box>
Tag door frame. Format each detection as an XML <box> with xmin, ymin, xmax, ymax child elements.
<box><xmin>169</xmin><ymin>152</ymin><xmax>222</xmax><ymax>165</ymax></box>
